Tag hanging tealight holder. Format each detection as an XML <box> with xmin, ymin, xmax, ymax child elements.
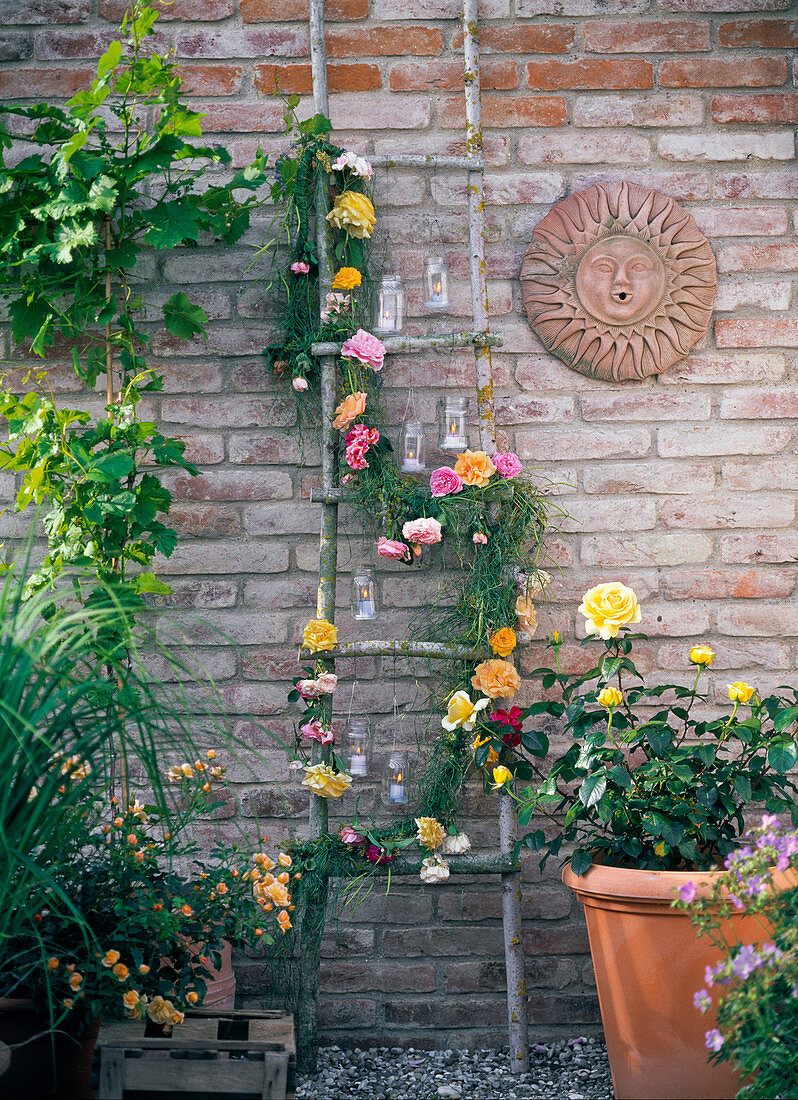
<box><xmin>423</xmin><ymin>255</ymin><xmax>451</xmax><ymax>310</ymax></box>
<box><xmin>399</xmin><ymin>389</ymin><xmax>426</xmax><ymax>474</ymax></box>
<box><xmin>343</xmin><ymin>680</ymin><xmax>373</xmax><ymax>779</ymax></box>
<box><xmin>351</xmin><ymin>566</ymin><xmax>380</xmax><ymax>621</ymax></box>
<box><xmin>381</xmin><ymin>751</ymin><xmax>411</xmax><ymax>807</ymax></box>
<box><xmin>374</xmin><ymin>273</ymin><xmax>406</xmax><ymax>335</ymax></box>
<box><xmin>437</xmin><ymin>395</ymin><xmax>469</xmax><ymax>451</ymax></box>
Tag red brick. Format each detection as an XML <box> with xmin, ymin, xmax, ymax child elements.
<box><xmin>527</xmin><ymin>59</ymin><xmax>653</xmax><ymax>90</ymax></box>
<box><xmin>161</xmin><ymin>396</ymin><xmax>295</xmax><ymax>429</ymax></box>
<box><xmin>660</xmin><ymin>495</ymin><xmax>794</xmax><ymax>530</ymax></box>
<box><xmin>519</xmin><ymin>131</ymin><xmax>650</xmax><ymax>164</ymax></box>
<box><xmin>178</xmin><ymin>64</ymin><xmax>243</xmax><ymax>95</ymax></box>
<box><xmin>662</xmin><ymin>0</ymin><xmax>791</xmax><ymax>9</ymax></box>
<box><xmin>562</xmin><ymin>499</ymin><xmax>656</xmax><ymax>533</ymax></box>
<box><xmin>690</xmin><ymin>206</ymin><xmax>788</xmax><ymax>237</ymax></box>
<box><xmin>495</xmin><ymin>394</ymin><xmax>574</xmax><ymax>423</ymax></box>
<box><xmin>374</xmin><ymin>0</ymin><xmax>507</xmax><ymax>16</ymax></box>
<box><xmin>718</xmin><ymin>243</ymin><xmax>798</xmax><ymax>272</ymax></box>
<box><xmin>517</xmin><ymin>427</ymin><xmax>650</xmax><ymax>461</ymax></box>
<box><xmin>715</xmin><ymin>170</ymin><xmax>798</xmax><ymax>199</ymax></box>
<box><xmin>582</xmin><ymin>393</ymin><xmax>710</xmax><ymax>422</ymax></box>
<box><xmin>34</xmin><ymin>29</ymin><xmax>119</xmax><ymax>57</ymax></box>
<box><xmin>584</xmin><ymin>20</ymin><xmax>710</xmax><ymax>53</ymax></box>
<box><xmin>384</xmin><ymin>998</ymin><xmax>505</xmax><ymax>1029</ymax></box>
<box><xmin>0</xmin><ymin>66</ymin><xmax>92</xmax><ymax>98</ymax></box>
<box><xmin>721</xmin><ymin>533</ymin><xmax>798</xmax><ymax>565</ymax></box>
<box><xmin>331</xmin><ymin>94</ymin><xmax>431</xmax><ymax>131</ymax></box>
<box><xmin>320</xmin><ymin>963</ymin><xmax>435</xmax><ymax>993</ymax></box>
<box><xmin>717</xmin><ymin>605</ymin><xmax>798</xmax><ymax>637</ymax></box>
<box><xmin>440</xmin><ymin>95</ymin><xmax>566</xmax><ymax>128</ymax></box>
<box><xmin>325</xmin><ymin>26</ymin><xmax>442</xmax><ymax>57</ymax></box>
<box><xmin>167</xmin><ymin>504</ymin><xmax>242</xmax><ymax>539</ymax></box>
<box><xmin>158</xmin><ymin>542</ymin><xmax>288</xmax><ymax>575</ymax></box>
<box><xmin>582</xmin><ymin>534</ymin><xmax>712</xmax><ymax>568</ymax></box>
<box><xmin>582</xmin><ymin>462</ymin><xmax>716</xmax><ymax>496</ymax></box>
<box><xmin>254</xmin><ymin>62</ymin><xmax>381</xmax><ymax>94</ymax></box>
<box><xmin>451</xmin><ymin>24</ymin><xmax>574</xmax><ymax>54</ymax></box>
<box><xmin>241</xmin><ymin>0</ymin><xmax>366</xmax><ymax>18</ymax></box>
<box><xmin>99</xmin><ymin>0</ymin><xmax>233</xmax><ymax>17</ymax></box>
<box><xmin>662</xmin><ymin>569</ymin><xmax>796</xmax><ymax>601</ymax></box>
<box><xmin>173</xmin><ymin>434</ymin><xmax>225</xmax><ymax>466</ymax></box>
<box><xmin>722</xmin><ymin>458</ymin><xmax>798</xmax><ymax>492</ymax></box>
<box><xmin>574</xmin><ymin>93</ymin><xmax>702</xmax><ymax>127</ymax></box>
<box><xmin>716</xmin><ymin>319</ymin><xmax>798</xmax><ymax>348</ymax></box>
<box><xmin>1</xmin><ymin>0</ymin><xmax>88</xmax><ymax>23</ymax></box>
<box><xmin>318</xmin><ymin>998</ymin><xmax>376</xmax><ymax>1029</ymax></box>
<box><xmin>527</xmin><ymin>994</ymin><xmax>601</xmax><ymax>1027</ymax></box>
<box><xmin>659</xmin><ymin>132</ymin><xmax>793</xmax><ymax>161</ymax></box>
<box><xmin>175</xmin><ymin>27</ymin><xmax>308</xmax><ymax>58</ymax></box>
<box><xmin>189</xmin><ymin>102</ymin><xmax>287</xmax><ymax>132</ymax></box>
<box><xmin>164</xmin><ymin>470</ymin><xmax>293</xmax><ymax>503</ymax></box>
<box><xmin>660</xmin><ymin>352</ymin><xmax>786</xmax><ymax>385</ymax></box>
<box><xmin>720</xmin><ymin>388</ymin><xmax>798</xmax><ymax>420</ymax></box>
<box><xmin>0</xmin><ymin>33</ymin><xmax>31</xmax><ymax>60</ymax></box>
<box><xmin>711</xmin><ymin>94</ymin><xmax>798</xmax><ymax>124</ymax></box>
<box><xmin>718</xmin><ymin>18</ymin><xmax>798</xmax><ymax>48</ymax></box>
<box><xmin>571</xmin><ymin>170</ymin><xmax>710</xmax><ymax>201</ymax></box>
<box><xmin>660</xmin><ymin>58</ymin><xmax>787</xmax><ymax>88</ymax></box>
<box><xmin>658</xmin><ymin>425</ymin><xmax>792</xmax><ymax>457</ymax></box>
<box><xmin>389</xmin><ymin>59</ymin><xmax>516</xmax><ymax>91</ymax></box>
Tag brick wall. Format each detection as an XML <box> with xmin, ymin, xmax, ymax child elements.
<box><xmin>2</xmin><ymin>0</ymin><xmax>797</xmax><ymax>1050</ymax></box>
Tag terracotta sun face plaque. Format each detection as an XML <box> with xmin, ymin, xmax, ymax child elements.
<box><xmin>520</xmin><ymin>182</ymin><xmax>717</xmax><ymax>382</ymax></box>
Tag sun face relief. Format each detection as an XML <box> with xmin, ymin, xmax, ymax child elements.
<box><xmin>575</xmin><ymin>236</ymin><xmax>666</xmax><ymax>328</ymax></box>
<box><xmin>520</xmin><ymin>182</ymin><xmax>717</xmax><ymax>382</ymax></box>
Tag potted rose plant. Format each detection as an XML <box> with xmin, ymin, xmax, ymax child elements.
<box><xmin>470</xmin><ymin>582</ymin><xmax>798</xmax><ymax>1100</ymax></box>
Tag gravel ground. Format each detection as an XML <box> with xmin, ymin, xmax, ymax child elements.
<box><xmin>296</xmin><ymin>1037</ymin><xmax>614</xmax><ymax>1099</ymax></box>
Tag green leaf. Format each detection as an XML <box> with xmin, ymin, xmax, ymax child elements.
<box><xmin>768</xmin><ymin>741</ymin><xmax>798</xmax><ymax>775</ymax></box>
<box><xmin>570</xmin><ymin>849</ymin><xmax>593</xmax><ymax>876</ymax></box>
<box><xmin>773</xmin><ymin>705</ymin><xmax>798</xmax><ymax>732</ymax></box>
<box><xmin>145</xmin><ymin>202</ymin><xmax>202</xmax><ymax>249</ymax></box>
<box><xmin>162</xmin><ymin>293</ymin><xmax>208</xmax><ymax>341</ymax></box>
<box><xmin>733</xmin><ymin>775</ymin><xmax>752</xmax><ymax>801</ymax></box>
<box><xmin>579</xmin><ymin>772</ymin><xmax>606</xmax><ymax>809</ymax></box>
<box><xmin>86</xmin><ymin>450</ymin><xmax>135</xmax><ymax>483</ymax></box>
<box><xmin>645</xmin><ymin>725</ymin><xmax>673</xmax><ymax>756</ymax></box>
<box><xmin>134</xmin><ymin>572</ymin><xmax>172</xmax><ymax>596</ymax></box>
<box><xmin>299</xmin><ymin>113</ymin><xmax>333</xmax><ymax>137</ymax></box>
<box><xmin>97</xmin><ymin>40</ymin><xmax>122</xmax><ymax>79</ymax></box>
<box><xmin>607</xmin><ymin>765</ymin><xmax>632</xmax><ymax>789</ymax></box>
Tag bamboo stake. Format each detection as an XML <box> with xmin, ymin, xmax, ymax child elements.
<box><xmin>499</xmin><ymin>784</ymin><xmax>529</xmax><ymax>1073</ymax></box>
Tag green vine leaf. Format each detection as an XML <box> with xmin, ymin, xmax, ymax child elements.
<box><xmin>162</xmin><ymin>292</ymin><xmax>208</xmax><ymax>341</ymax></box>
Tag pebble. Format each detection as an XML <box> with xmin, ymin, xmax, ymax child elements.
<box><xmin>297</xmin><ymin>1038</ymin><xmax>613</xmax><ymax>1099</ymax></box>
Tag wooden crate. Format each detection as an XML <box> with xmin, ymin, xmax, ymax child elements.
<box><xmin>97</xmin><ymin>1009</ymin><xmax>295</xmax><ymax>1100</ymax></box>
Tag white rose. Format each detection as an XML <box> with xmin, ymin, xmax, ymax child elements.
<box><xmin>419</xmin><ymin>855</ymin><xmax>450</xmax><ymax>884</ymax></box>
<box><xmin>440</xmin><ymin>833</ymin><xmax>471</xmax><ymax>855</ymax></box>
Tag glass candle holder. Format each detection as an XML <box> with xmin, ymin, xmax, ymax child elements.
<box><xmin>400</xmin><ymin>419</ymin><xmax>426</xmax><ymax>474</ymax></box>
<box><xmin>423</xmin><ymin>256</ymin><xmax>451</xmax><ymax>310</ymax></box>
<box><xmin>437</xmin><ymin>396</ymin><xmax>469</xmax><ymax>451</ymax></box>
<box><xmin>381</xmin><ymin>752</ymin><xmax>411</xmax><ymax>807</ymax></box>
<box><xmin>374</xmin><ymin>274</ymin><xmax>405</xmax><ymax>335</ymax></box>
<box><xmin>351</xmin><ymin>567</ymin><xmax>380</xmax><ymax>621</ymax></box>
<box><xmin>344</xmin><ymin>717</ymin><xmax>372</xmax><ymax>778</ymax></box>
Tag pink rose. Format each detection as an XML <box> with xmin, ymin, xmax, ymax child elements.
<box><xmin>292</xmin><ymin>377</ymin><xmax>308</xmax><ymax>392</ymax></box>
<box><xmin>296</xmin><ymin>674</ymin><xmax>338</xmax><ymax>698</ymax></box>
<box><xmin>429</xmin><ymin>467</ymin><xmax>463</xmax><ymax>498</ymax></box>
<box><xmin>341</xmin><ymin>329</ymin><xmax>386</xmax><ymax>372</ymax></box>
<box><xmin>291</xmin><ymin>261</ymin><xmax>310</xmax><ymax>275</ymax></box>
<box><xmin>402</xmin><ymin>517</ymin><xmax>443</xmax><ymax>545</ymax></box>
<box><xmin>377</xmin><ymin>537</ymin><xmax>410</xmax><ymax>562</ymax></box>
<box><xmin>345</xmin><ymin>424</ymin><xmax>379</xmax><ymax>471</ymax></box>
<box><xmin>492</xmin><ymin>452</ymin><xmax>523</xmax><ymax>479</ymax></box>
<box><xmin>341</xmin><ymin>825</ymin><xmax>367</xmax><ymax>845</ymax></box>
<box><xmin>472</xmin><ymin>532</ymin><xmax>488</xmax><ymax>545</ymax></box>
<box><xmin>300</xmin><ymin>719</ymin><xmax>334</xmax><ymax>745</ymax></box>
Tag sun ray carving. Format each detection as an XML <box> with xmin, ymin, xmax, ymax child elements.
<box><xmin>520</xmin><ymin>182</ymin><xmax>717</xmax><ymax>382</ymax></box>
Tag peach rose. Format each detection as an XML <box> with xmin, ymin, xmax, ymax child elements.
<box><xmin>332</xmin><ymin>391</ymin><xmax>367</xmax><ymax>431</ymax></box>
<box><xmin>515</xmin><ymin>596</ymin><xmax>537</xmax><ymax>636</ymax></box>
<box><xmin>454</xmin><ymin>449</ymin><xmax>496</xmax><ymax>488</ymax></box>
<box><xmin>471</xmin><ymin>659</ymin><xmax>522</xmax><ymax>700</ymax></box>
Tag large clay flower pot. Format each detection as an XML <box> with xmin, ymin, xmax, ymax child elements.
<box><xmin>0</xmin><ymin>998</ymin><xmax>99</xmax><ymax>1099</ymax></box>
<box><xmin>202</xmin><ymin>941</ymin><xmax>236</xmax><ymax>1010</ymax></box>
<box><xmin>562</xmin><ymin>862</ymin><xmax>764</xmax><ymax>1100</ymax></box>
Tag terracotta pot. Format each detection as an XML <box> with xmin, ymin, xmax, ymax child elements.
<box><xmin>0</xmin><ymin>998</ymin><xmax>99</xmax><ymax>1099</ymax></box>
<box><xmin>562</xmin><ymin>862</ymin><xmax>767</xmax><ymax>1100</ymax></box>
<box><xmin>201</xmin><ymin>941</ymin><xmax>236</xmax><ymax>1010</ymax></box>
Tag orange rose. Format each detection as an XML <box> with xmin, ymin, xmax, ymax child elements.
<box><xmin>489</xmin><ymin>627</ymin><xmax>517</xmax><ymax>657</ymax></box>
<box><xmin>471</xmin><ymin>659</ymin><xmax>521</xmax><ymax>700</ymax></box>
<box><xmin>454</xmin><ymin>449</ymin><xmax>496</xmax><ymax>488</ymax></box>
<box><xmin>332</xmin><ymin>391</ymin><xmax>367</xmax><ymax>431</ymax></box>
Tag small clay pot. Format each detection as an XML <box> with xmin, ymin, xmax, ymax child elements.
<box><xmin>562</xmin><ymin>863</ymin><xmax>768</xmax><ymax>1100</ymax></box>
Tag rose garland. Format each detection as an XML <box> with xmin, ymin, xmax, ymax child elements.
<box><xmin>266</xmin><ymin>113</ymin><xmax>557</xmax><ymax>888</ymax></box>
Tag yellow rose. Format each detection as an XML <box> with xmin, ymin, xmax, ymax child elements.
<box><xmin>454</xmin><ymin>449</ymin><xmax>497</xmax><ymax>488</ymax></box>
<box><xmin>442</xmin><ymin>690</ymin><xmax>489</xmax><ymax>732</ymax></box>
<box><xmin>515</xmin><ymin>596</ymin><xmax>537</xmax><ymax>636</ymax></box>
<box><xmin>728</xmin><ymin>681</ymin><xmax>755</xmax><ymax>704</ymax></box>
<box><xmin>489</xmin><ymin>627</ymin><xmax>517</xmax><ymax>657</ymax></box>
<box><xmin>101</xmin><ymin>949</ymin><xmax>121</xmax><ymax>968</ymax></box>
<box><xmin>472</xmin><ymin>734</ymin><xmax>498</xmax><ymax>764</ymax></box>
<box><xmin>326</xmin><ymin>192</ymin><xmax>376</xmax><ymax>239</ymax></box>
<box><xmin>332</xmin><ymin>266</ymin><xmax>362</xmax><ymax>290</ymax></box>
<box><xmin>471</xmin><ymin>659</ymin><xmax>522</xmax><ymax>700</ymax></box>
<box><xmin>186</xmin><ymin>991</ymin><xmax>199</xmax><ymax>1005</ymax></box>
<box><xmin>302</xmin><ymin>619</ymin><xmax>338</xmax><ymax>653</ymax></box>
<box><xmin>690</xmin><ymin>645</ymin><xmax>716</xmax><ymax>667</ymax></box>
<box><xmin>122</xmin><ymin>990</ymin><xmax>140</xmax><ymax>1010</ymax></box>
<box><xmin>578</xmin><ymin>581</ymin><xmax>642</xmax><ymax>640</ymax></box>
<box><xmin>597</xmin><ymin>686</ymin><xmax>623</xmax><ymax>710</ymax></box>
<box><xmin>415</xmin><ymin>817</ymin><xmax>446</xmax><ymax>851</ymax></box>
<box><xmin>301</xmin><ymin>763</ymin><xmax>352</xmax><ymax>798</ymax></box>
<box><xmin>147</xmin><ymin>996</ymin><xmax>176</xmax><ymax>1026</ymax></box>
<box><xmin>491</xmin><ymin>765</ymin><xmax>513</xmax><ymax>789</ymax></box>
